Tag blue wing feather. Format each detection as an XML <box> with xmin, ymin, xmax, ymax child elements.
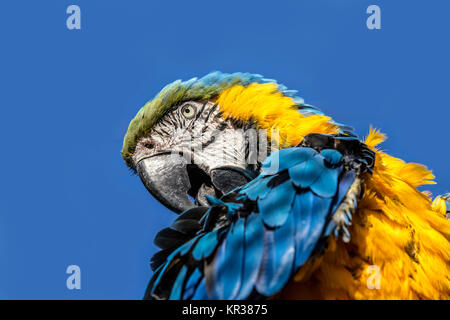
<box><xmin>239</xmin><ymin>176</ymin><xmax>272</xmax><ymax>201</ymax></box>
<box><xmin>261</xmin><ymin>147</ymin><xmax>316</xmax><ymax>175</ymax></box>
<box><xmin>330</xmin><ymin>170</ymin><xmax>356</xmax><ymax>214</ymax></box>
<box><xmin>294</xmin><ymin>192</ymin><xmax>332</xmax><ymax>267</ymax></box>
<box><xmin>192</xmin><ymin>230</ymin><xmax>219</xmax><ymax>260</ymax></box>
<box><xmin>150</xmin><ymin>237</ymin><xmax>197</xmax><ymax>293</ymax></box>
<box><xmin>288</xmin><ymin>153</ymin><xmax>324</xmax><ymax>188</ymax></box>
<box><xmin>210</xmin><ymin>218</ymin><xmax>246</xmax><ymax>299</ymax></box>
<box><xmin>258</xmin><ymin>179</ymin><xmax>296</xmax><ymax>227</ymax></box>
<box><xmin>255</xmin><ymin>211</ymin><xmax>296</xmax><ymax>296</ymax></box>
<box><xmin>310</xmin><ymin>166</ymin><xmax>342</xmax><ymax>198</ymax></box>
<box><xmin>182</xmin><ymin>268</ymin><xmax>203</xmax><ymax>299</ymax></box>
<box><xmin>169</xmin><ymin>265</ymin><xmax>188</xmax><ymax>300</ymax></box>
<box><xmin>321</xmin><ymin>148</ymin><xmax>343</xmax><ymax>165</ymax></box>
<box><xmin>235</xmin><ymin>214</ymin><xmax>265</xmax><ymax>299</ymax></box>
<box><xmin>191</xmin><ymin>279</ymin><xmax>209</xmax><ymax>300</ymax></box>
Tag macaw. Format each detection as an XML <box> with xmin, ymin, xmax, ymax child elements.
<box><xmin>121</xmin><ymin>72</ymin><xmax>450</xmax><ymax>300</ymax></box>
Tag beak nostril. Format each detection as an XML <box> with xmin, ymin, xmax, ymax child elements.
<box><xmin>144</xmin><ymin>142</ymin><xmax>154</xmax><ymax>149</ymax></box>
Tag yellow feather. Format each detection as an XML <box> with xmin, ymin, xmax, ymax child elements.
<box><xmin>432</xmin><ymin>196</ymin><xmax>448</xmax><ymax>217</ymax></box>
<box><xmin>215</xmin><ymin>83</ymin><xmax>338</xmax><ymax>147</ymax></box>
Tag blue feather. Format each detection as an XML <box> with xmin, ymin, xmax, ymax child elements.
<box><xmin>169</xmin><ymin>265</ymin><xmax>188</xmax><ymax>300</ymax></box>
<box><xmin>336</xmin><ymin>136</ymin><xmax>358</xmax><ymax>141</ymax></box>
<box><xmin>293</xmin><ymin>192</ymin><xmax>332</xmax><ymax>267</ymax></box>
<box><xmin>255</xmin><ymin>212</ymin><xmax>295</xmax><ymax>296</ymax></box>
<box><xmin>293</xmin><ymin>97</ymin><xmax>305</xmax><ymax>105</ymax></box>
<box><xmin>330</xmin><ymin>170</ymin><xmax>356</xmax><ymax>214</ymax></box>
<box><xmin>320</xmin><ymin>149</ymin><xmax>342</xmax><ymax>165</ymax></box>
<box><xmin>324</xmin><ymin>171</ymin><xmax>358</xmax><ymax>236</ymax></box>
<box><xmin>180</xmin><ymin>235</ymin><xmax>201</xmax><ymax>255</ymax></box>
<box><xmin>292</xmin><ymin>193</ymin><xmax>312</xmax><ymax>266</ymax></box>
<box><xmin>297</xmin><ymin>107</ymin><xmax>324</xmax><ymax>116</ymax></box>
<box><xmin>288</xmin><ymin>154</ymin><xmax>324</xmax><ymax>188</ymax></box>
<box><xmin>192</xmin><ymin>230</ymin><xmax>219</xmax><ymax>261</ymax></box>
<box><xmin>182</xmin><ymin>268</ymin><xmax>203</xmax><ymax>299</ymax></box>
<box><xmin>151</xmin><ymin>242</ymin><xmax>191</xmax><ymax>293</ymax></box>
<box><xmin>191</xmin><ymin>279</ymin><xmax>209</xmax><ymax>300</ymax></box>
<box><xmin>310</xmin><ymin>166</ymin><xmax>342</xmax><ymax>198</ymax></box>
<box><xmin>258</xmin><ymin>180</ymin><xmax>296</xmax><ymax>227</ymax></box>
<box><xmin>239</xmin><ymin>176</ymin><xmax>272</xmax><ymax>201</ymax></box>
<box><xmin>236</xmin><ymin>214</ymin><xmax>265</xmax><ymax>299</ymax></box>
<box><xmin>261</xmin><ymin>147</ymin><xmax>316</xmax><ymax>175</ymax></box>
<box><xmin>211</xmin><ymin>218</ymin><xmax>246</xmax><ymax>299</ymax></box>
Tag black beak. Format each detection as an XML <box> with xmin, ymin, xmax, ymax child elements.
<box><xmin>136</xmin><ymin>154</ymin><xmax>195</xmax><ymax>214</ymax></box>
<box><xmin>136</xmin><ymin>154</ymin><xmax>257</xmax><ymax>214</ymax></box>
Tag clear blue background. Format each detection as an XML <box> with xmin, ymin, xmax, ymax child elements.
<box><xmin>0</xmin><ymin>0</ymin><xmax>448</xmax><ymax>299</ymax></box>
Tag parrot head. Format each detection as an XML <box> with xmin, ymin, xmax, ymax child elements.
<box><xmin>121</xmin><ymin>72</ymin><xmax>340</xmax><ymax>213</ymax></box>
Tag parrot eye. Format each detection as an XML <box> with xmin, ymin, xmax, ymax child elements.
<box><xmin>181</xmin><ymin>104</ymin><xmax>196</xmax><ymax>119</ymax></box>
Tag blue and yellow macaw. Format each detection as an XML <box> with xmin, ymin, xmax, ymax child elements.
<box><xmin>121</xmin><ymin>72</ymin><xmax>450</xmax><ymax>300</ymax></box>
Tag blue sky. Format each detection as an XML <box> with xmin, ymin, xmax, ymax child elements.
<box><xmin>0</xmin><ymin>1</ymin><xmax>448</xmax><ymax>299</ymax></box>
